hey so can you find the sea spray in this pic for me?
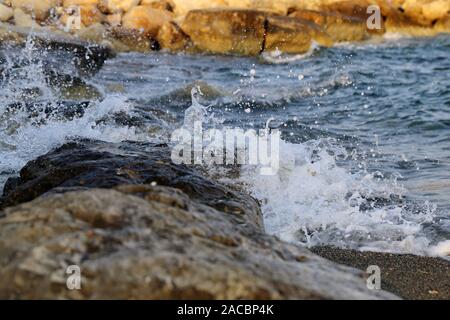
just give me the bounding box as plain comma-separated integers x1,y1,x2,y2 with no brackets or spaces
0,44,145,190
174,85,446,257
239,137,441,256
1,36,449,259
172,88,281,175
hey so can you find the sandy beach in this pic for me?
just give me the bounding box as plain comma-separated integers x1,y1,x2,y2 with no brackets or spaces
312,246,450,299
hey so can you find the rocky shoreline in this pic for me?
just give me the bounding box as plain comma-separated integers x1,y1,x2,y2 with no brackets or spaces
0,0,449,301
0,139,448,299
0,1,449,55
0,139,398,299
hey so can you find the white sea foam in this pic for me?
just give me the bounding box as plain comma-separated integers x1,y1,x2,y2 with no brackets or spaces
0,95,141,177
0,42,143,186
428,240,450,258
177,90,448,257
183,87,208,130
239,137,446,257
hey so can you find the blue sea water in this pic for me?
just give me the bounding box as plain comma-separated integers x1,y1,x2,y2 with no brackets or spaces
1,34,449,256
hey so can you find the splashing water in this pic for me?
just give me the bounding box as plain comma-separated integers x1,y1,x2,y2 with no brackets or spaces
1,35,449,259
183,86,207,129
177,86,447,257
239,137,448,256
0,37,53,104
0,43,144,189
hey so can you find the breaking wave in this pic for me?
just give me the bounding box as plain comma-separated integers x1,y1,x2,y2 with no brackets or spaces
239,138,449,257
1,35,449,259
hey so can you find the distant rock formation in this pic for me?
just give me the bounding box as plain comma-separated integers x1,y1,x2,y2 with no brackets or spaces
0,0,448,55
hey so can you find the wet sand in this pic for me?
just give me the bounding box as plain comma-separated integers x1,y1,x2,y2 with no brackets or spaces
311,246,450,300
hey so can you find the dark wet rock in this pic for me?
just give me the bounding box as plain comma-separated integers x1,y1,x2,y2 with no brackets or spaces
0,185,398,299
150,81,228,111
0,55,102,100
3,100,93,123
311,246,450,300
0,139,264,230
39,37,113,76
43,70,92,89
43,70,102,100
110,26,159,53
0,24,114,75
1,177,20,198
95,110,148,128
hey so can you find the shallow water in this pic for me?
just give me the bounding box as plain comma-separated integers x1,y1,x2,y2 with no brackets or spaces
1,35,449,257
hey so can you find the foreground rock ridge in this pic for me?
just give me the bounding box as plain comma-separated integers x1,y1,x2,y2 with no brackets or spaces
0,1,449,56
0,139,398,299
0,140,263,231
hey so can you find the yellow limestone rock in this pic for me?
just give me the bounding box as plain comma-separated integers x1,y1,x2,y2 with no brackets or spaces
106,13,122,27
170,0,228,17
98,0,140,14
7,0,59,21
62,0,99,6
0,3,14,22
181,9,266,55
141,0,174,12
422,1,450,22
13,7,38,28
265,15,333,54
122,5,173,37
59,4,104,29
289,9,371,42
157,21,191,51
